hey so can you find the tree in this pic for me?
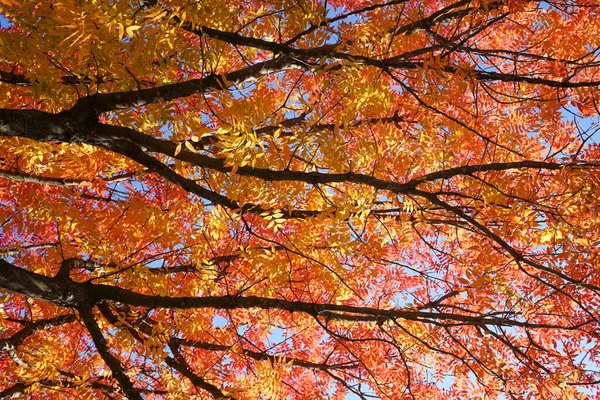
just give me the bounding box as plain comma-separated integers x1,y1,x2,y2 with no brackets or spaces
1,0,600,398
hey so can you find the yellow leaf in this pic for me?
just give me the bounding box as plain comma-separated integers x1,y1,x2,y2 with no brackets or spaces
146,8,167,21
117,23,125,40
174,143,182,156
184,140,195,153
574,237,590,246
126,25,141,37
539,231,554,243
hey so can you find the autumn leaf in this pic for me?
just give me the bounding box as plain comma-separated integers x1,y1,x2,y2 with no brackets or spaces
1,1,600,399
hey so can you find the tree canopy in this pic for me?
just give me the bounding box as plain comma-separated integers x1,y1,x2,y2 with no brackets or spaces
1,0,600,398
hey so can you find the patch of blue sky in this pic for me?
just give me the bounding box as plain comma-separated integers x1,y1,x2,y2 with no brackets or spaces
560,104,600,149
212,314,228,328
143,258,165,270
326,3,364,25
538,1,551,10
267,326,286,346
236,323,249,335
345,382,380,400
0,13,12,29
229,79,257,100
573,338,600,378
103,179,133,201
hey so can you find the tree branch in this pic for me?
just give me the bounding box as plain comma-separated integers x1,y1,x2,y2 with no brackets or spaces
0,257,591,331
0,314,76,352
78,307,143,400
73,56,303,114
165,346,236,399
99,302,355,373
0,169,84,187
97,302,236,399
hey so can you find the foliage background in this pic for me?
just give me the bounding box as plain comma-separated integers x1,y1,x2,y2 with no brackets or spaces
1,0,600,399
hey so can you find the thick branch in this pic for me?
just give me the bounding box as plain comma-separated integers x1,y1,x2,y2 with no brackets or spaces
0,169,83,187
0,378,164,399
0,70,111,86
78,308,143,400
409,161,591,184
1,106,596,209
0,242,60,255
392,0,481,35
174,5,600,89
97,303,235,399
0,169,135,187
103,135,320,218
0,257,587,330
0,70,30,86
416,190,600,294
102,124,600,198
164,347,235,399
0,314,76,351
98,124,416,193
0,108,96,142
99,302,354,372
0,259,87,307
73,56,302,113
3,107,598,226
